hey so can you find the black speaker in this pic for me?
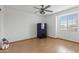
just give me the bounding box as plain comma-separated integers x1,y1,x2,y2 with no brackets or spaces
37,23,47,38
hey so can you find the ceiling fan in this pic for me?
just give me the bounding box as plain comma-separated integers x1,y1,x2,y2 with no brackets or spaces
34,5,53,15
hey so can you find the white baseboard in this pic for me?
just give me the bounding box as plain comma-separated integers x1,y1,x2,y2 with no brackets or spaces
48,35,79,43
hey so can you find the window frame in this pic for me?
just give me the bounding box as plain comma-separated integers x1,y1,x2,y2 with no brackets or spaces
58,12,79,32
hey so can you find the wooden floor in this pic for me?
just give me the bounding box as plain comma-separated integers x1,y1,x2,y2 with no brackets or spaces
0,38,79,53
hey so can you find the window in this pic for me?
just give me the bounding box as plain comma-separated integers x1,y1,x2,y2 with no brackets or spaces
60,13,78,32
60,16,67,31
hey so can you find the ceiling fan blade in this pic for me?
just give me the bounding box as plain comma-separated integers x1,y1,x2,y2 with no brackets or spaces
44,5,50,9
41,5,44,8
34,11,45,15
0,8,1,11
34,7,40,9
34,11,39,14
45,10,53,12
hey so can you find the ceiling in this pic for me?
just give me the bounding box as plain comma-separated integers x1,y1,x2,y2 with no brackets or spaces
5,5,78,15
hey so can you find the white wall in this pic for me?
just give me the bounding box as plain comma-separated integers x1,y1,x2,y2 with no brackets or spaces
4,6,44,42
0,6,4,40
45,6,79,42
44,15,56,37
1,5,79,43
0,9,2,39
